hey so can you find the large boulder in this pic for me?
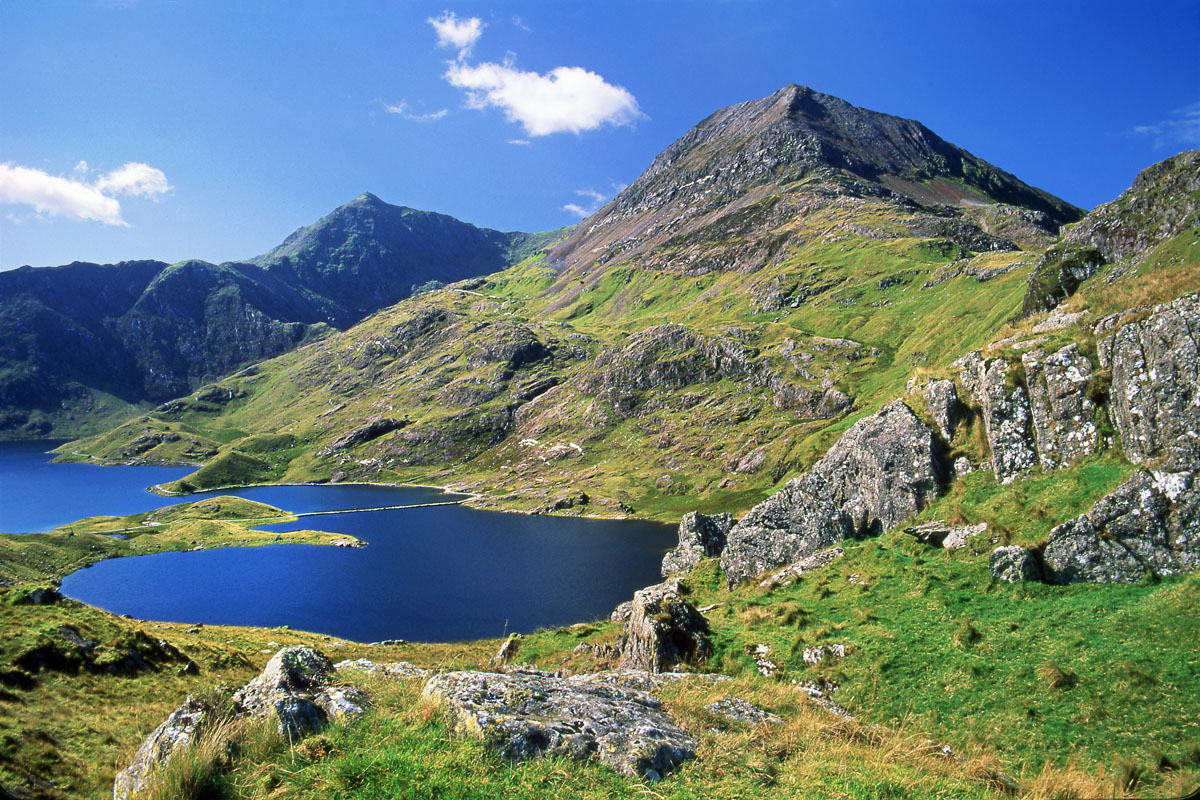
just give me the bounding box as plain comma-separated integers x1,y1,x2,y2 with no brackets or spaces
113,697,217,800
422,670,698,781
721,472,855,588
1022,344,1099,470
613,582,711,673
233,647,369,740
661,512,734,577
810,400,946,534
721,400,944,587
922,379,960,441
1043,470,1200,583
1106,294,1200,471
989,545,1043,583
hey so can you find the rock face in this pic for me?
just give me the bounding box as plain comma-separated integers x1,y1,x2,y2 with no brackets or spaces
721,472,855,588
958,355,1038,484
613,582,711,673
1022,345,1099,470
989,546,1043,583
721,400,944,587
810,400,945,535
113,697,215,800
1106,294,1200,471
922,379,960,441
661,512,734,577
1043,470,1200,584
232,647,369,740
422,670,698,781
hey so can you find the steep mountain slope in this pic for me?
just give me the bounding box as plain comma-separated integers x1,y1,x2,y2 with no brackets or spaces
0,199,558,439
74,86,1091,521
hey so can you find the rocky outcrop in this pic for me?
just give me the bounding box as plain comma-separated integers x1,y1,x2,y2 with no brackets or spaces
1043,470,1200,584
810,400,945,534
905,521,988,550
232,647,370,740
759,546,845,589
721,472,855,587
612,582,711,673
661,512,734,577
334,659,429,680
113,697,218,800
706,697,782,727
922,379,960,441
722,400,944,587
328,417,409,450
957,354,1038,484
422,670,698,781
1106,294,1200,471
1022,345,1099,470
989,546,1043,583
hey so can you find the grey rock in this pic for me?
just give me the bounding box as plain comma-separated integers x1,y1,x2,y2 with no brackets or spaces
989,546,1043,583
1022,344,1099,470
802,644,846,665
661,512,734,577
721,400,944,587
1043,470,1200,583
17,587,62,606
721,472,854,587
1107,294,1200,470
570,669,730,693
904,521,988,550
422,670,698,780
613,582,710,673
967,356,1038,484
335,658,429,680
233,646,367,741
113,697,216,800
706,696,782,727
922,379,960,441
810,400,944,535
952,455,975,476
489,637,521,668
758,546,845,589
610,601,633,624
746,644,778,676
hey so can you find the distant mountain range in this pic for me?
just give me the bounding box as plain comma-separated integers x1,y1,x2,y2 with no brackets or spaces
0,198,567,437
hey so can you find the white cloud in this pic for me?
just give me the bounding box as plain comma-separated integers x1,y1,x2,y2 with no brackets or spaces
445,59,643,137
385,101,449,123
429,12,483,58
93,162,172,198
0,161,172,226
562,186,620,218
507,139,531,146
1132,100,1200,149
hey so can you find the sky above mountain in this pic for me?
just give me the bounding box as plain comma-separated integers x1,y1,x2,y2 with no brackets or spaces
1,0,1197,270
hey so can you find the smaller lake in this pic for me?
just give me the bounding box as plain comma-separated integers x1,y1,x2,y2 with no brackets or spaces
1,441,678,642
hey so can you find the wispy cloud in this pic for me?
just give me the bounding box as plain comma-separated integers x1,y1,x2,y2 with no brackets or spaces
0,161,171,226
385,100,449,123
508,139,531,146
429,11,483,59
562,186,622,218
431,12,643,138
1131,100,1200,149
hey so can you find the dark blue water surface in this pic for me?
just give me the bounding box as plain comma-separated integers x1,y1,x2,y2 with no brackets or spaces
0,440,193,532
1,442,675,642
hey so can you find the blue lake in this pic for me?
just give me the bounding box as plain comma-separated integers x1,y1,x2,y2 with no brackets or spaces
1,442,676,642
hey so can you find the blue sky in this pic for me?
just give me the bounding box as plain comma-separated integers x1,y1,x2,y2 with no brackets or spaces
1,0,1197,270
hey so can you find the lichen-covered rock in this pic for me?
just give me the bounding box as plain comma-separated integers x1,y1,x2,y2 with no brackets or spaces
233,647,368,741
422,670,698,780
613,582,710,672
1043,470,1200,583
721,472,854,587
922,379,960,441
489,637,521,668
113,697,216,800
962,356,1038,484
1022,344,1099,470
661,512,734,577
810,400,946,534
706,696,782,727
721,400,944,587
335,658,428,680
1107,294,1200,471
990,546,1042,583
758,546,845,589
904,521,988,550
570,669,730,693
